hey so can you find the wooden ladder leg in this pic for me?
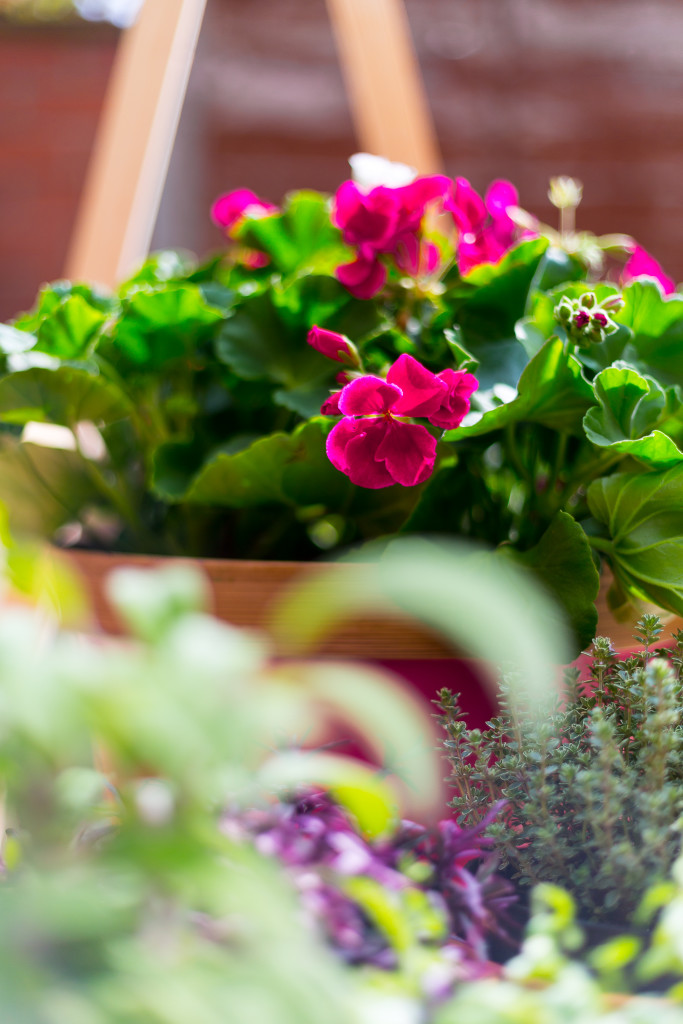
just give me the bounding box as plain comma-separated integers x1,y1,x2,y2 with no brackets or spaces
325,0,443,175
65,0,208,289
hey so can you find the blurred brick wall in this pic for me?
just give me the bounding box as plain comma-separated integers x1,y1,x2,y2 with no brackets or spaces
0,22,117,320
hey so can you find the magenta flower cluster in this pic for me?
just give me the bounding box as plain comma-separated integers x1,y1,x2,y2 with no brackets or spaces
332,175,451,299
211,179,677,300
210,188,278,235
446,178,524,275
308,327,478,489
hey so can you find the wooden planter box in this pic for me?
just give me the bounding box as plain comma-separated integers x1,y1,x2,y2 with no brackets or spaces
64,549,683,658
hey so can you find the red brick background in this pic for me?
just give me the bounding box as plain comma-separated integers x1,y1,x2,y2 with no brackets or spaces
0,22,117,319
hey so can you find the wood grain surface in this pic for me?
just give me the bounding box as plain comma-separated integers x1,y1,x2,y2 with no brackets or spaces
63,550,683,659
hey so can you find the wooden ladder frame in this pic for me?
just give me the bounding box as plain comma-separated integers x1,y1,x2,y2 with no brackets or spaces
65,0,442,289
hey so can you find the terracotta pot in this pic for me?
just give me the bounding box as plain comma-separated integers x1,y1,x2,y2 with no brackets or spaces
64,549,455,659
64,549,683,657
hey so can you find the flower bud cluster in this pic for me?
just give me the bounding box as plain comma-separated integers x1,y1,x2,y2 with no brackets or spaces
554,291,623,347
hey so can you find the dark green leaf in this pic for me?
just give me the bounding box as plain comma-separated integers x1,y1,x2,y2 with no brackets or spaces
446,337,594,441
160,419,351,509
532,245,586,293
443,327,479,373
274,381,333,419
442,238,549,389
501,511,600,651
0,367,132,427
216,275,377,389
587,465,683,615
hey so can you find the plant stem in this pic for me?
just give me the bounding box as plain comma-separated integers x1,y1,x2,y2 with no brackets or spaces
587,535,614,556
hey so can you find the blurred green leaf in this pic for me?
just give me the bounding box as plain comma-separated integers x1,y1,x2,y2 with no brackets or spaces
279,661,443,818
270,538,570,701
0,366,132,427
501,511,599,651
106,563,210,642
258,750,398,839
236,191,350,275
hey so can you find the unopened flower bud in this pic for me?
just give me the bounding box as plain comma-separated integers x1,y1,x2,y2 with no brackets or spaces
581,292,596,310
548,176,583,211
556,297,573,322
601,293,625,312
307,326,361,368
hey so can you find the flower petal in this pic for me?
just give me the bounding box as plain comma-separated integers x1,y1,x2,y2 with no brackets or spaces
320,391,342,415
326,418,395,488
446,177,487,234
428,369,479,429
485,180,518,218
332,181,399,250
211,189,277,232
374,418,437,487
338,376,401,416
336,256,387,299
386,354,447,417
622,244,676,295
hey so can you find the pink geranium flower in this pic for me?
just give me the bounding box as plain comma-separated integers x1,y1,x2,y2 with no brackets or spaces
211,188,278,236
322,354,479,489
336,255,387,300
332,175,451,298
326,376,438,488
447,178,529,275
429,368,480,429
622,244,676,295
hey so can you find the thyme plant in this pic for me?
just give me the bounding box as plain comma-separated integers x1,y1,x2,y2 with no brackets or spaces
438,616,683,927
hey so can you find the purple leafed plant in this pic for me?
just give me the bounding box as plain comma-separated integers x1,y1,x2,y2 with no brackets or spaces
224,791,517,971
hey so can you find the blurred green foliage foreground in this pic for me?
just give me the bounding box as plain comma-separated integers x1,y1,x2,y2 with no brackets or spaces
1,533,683,1021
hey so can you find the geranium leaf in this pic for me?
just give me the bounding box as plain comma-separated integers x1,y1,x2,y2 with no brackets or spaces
0,366,133,427
587,465,683,616
617,281,683,386
583,363,683,469
445,336,594,441
0,438,101,536
236,191,350,275
99,283,224,371
442,237,549,388
501,511,600,651
30,294,108,360
216,275,377,389
159,419,351,509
